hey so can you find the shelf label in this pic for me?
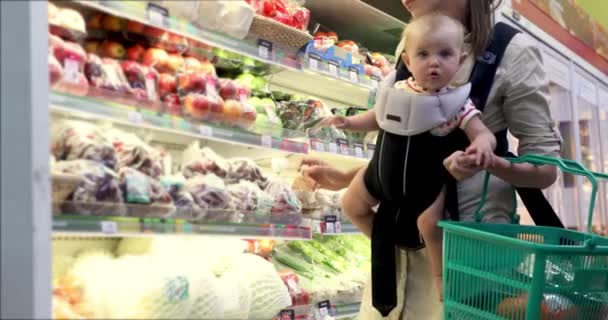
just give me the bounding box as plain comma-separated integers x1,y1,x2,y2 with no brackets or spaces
348,66,359,83
322,215,341,234
354,143,364,158
337,138,350,155
258,39,273,60
63,58,80,83
367,143,376,159
371,75,380,89
278,309,295,320
308,53,322,71
317,300,333,318
127,110,143,124
146,3,169,27
100,221,118,234
198,125,213,137
328,142,338,154
328,61,339,77
261,135,272,148
311,139,325,152
145,74,157,101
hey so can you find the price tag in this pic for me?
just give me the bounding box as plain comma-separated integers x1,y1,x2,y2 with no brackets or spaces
308,53,322,71
318,300,332,317
367,143,376,159
328,142,338,154
127,111,143,124
146,3,169,27
145,75,157,101
100,221,118,234
199,125,213,137
348,66,359,83
261,135,272,148
328,61,339,77
63,58,80,83
311,139,325,152
337,138,350,155
258,39,273,60
354,143,364,158
371,75,380,89
278,309,295,320
323,215,340,234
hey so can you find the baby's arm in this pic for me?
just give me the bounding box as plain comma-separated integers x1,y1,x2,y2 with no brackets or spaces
329,109,379,131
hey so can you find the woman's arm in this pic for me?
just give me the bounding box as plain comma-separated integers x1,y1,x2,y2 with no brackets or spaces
300,158,363,190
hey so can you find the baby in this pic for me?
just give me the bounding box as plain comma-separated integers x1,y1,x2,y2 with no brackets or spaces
328,13,496,299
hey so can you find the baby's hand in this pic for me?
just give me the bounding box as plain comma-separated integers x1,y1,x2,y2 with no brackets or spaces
465,133,496,169
321,115,349,129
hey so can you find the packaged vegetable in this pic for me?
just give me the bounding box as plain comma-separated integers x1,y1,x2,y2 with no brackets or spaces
227,180,274,214
84,54,131,93
226,158,269,189
182,144,229,179
265,177,302,214
161,175,202,219
185,174,233,211
51,120,117,169
118,167,172,206
105,128,163,178
120,60,159,104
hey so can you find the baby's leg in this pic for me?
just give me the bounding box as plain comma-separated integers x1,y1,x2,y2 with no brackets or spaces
417,186,446,301
341,166,379,238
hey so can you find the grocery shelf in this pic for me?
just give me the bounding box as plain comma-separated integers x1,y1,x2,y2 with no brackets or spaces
313,219,362,235
53,213,312,240
50,91,309,155
333,302,361,319
73,0,374,108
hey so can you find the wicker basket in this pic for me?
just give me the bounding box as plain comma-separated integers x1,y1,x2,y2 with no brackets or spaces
248,15,313,53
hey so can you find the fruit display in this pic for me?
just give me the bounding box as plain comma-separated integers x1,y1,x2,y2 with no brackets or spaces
247,0,311,32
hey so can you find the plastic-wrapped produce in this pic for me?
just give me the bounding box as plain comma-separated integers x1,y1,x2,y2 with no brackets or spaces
226,157,268,188
49,54,64,86
227,180,274,217
161,175,202,220
185,174,233,211
120,60,159,105
118,167,172,205
105,128,163,178
182,143,229,179
51,120,117,169
266,177,302,213
84,54,132,93
53,160,124,216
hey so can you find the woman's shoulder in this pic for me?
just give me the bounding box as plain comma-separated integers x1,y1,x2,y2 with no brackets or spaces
500,31,543,69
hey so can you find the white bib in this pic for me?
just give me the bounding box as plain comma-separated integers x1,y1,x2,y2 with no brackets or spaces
374,71,472,136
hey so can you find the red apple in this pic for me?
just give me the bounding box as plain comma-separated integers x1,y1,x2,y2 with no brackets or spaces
87,13,104,29
200,60,216,76
162,93,181,115
101,15,124,32
158,73,177,96
184,57,202,71
178,72,206,92
144,26,167,38
142,48,168,70
314,31,327,38
127,20,146,34
219,79,238,100
126,44,146,61
100,41,126,59
166,53,184,73
223,99,243,123
84,41,100,54
183,94,211,120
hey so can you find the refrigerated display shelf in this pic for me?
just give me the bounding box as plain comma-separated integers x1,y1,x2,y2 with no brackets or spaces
74,0,376,104
333,302,361,319
313,219,361,235
53,214,312,240
50,91,310,154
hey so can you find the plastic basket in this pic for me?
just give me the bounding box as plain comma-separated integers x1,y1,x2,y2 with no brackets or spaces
439,155,608,320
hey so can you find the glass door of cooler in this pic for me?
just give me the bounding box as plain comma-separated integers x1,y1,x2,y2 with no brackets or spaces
573,69,604,233
596,86,608,236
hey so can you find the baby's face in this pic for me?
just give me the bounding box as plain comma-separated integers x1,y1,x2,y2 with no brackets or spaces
403,27,463,91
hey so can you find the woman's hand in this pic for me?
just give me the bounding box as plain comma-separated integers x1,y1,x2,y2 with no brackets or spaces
299,157,355,191
320,115,349,129
443,150,491,181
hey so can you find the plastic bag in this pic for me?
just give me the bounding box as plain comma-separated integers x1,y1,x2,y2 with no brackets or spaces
185,174,233,211
51,120,117,169
265,176,302,214
49,53,64,87
120,60,159,103
105,128,163,178
182,144,230,179
161,175,202,219
227,180,273,214
226,158,268,188
84,54,131,93
53,160,124,215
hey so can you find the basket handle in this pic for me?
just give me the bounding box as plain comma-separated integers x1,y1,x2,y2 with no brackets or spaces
474,154,608,235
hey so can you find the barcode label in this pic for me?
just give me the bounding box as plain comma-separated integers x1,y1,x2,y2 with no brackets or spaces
328,143,338,153
354,145,363,158
100,221,118,234
309,57,319,71
63,59,80,83
127,111,143,124
199,125,213,137
348,67,359,83
261,135,272,148
328,62,338,77
258,39,273,59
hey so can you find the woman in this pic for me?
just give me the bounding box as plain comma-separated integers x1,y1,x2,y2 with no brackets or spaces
301,0,562,319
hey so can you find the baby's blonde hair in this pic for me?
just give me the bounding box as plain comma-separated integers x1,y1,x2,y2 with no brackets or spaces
401,13,466,55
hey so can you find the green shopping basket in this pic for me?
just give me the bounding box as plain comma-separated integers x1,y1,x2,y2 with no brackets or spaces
439,155,608,320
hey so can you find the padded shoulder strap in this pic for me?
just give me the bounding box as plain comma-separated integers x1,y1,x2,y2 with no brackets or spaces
468,22,520,111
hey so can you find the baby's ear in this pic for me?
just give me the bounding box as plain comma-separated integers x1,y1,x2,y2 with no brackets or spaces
459,52,467,65
401,52,411,68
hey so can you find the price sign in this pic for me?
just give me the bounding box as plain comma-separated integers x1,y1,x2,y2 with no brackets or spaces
337,138,350,155
328,142,338,154
308,53,322,71
348,66,359,83
258,39,273,60
354,143,364,158
323,215,341,234
63,59,80,83
371,75,380,89
317,300,333,318
146,3,169,27
199,125,213,137
311,139,325,152
328,61,339,77
127,111,143,124
100,221,118,234
367,143,376,159
261,135,273,148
